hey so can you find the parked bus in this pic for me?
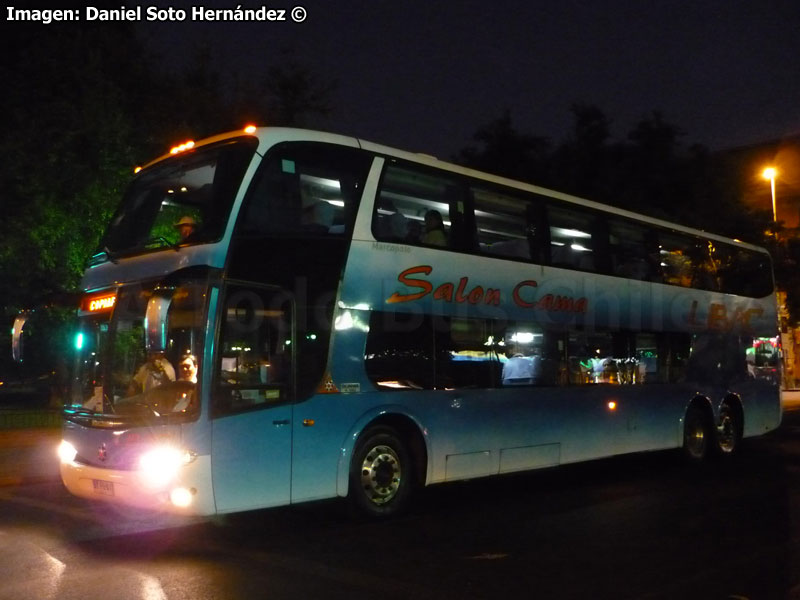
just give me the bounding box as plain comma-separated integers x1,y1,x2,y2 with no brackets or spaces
57,126,781,518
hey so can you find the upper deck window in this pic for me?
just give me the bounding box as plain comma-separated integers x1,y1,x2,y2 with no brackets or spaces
471,186,535,261
100,137,257,255
547,206,599,272
372,163,464,249
238,142,371,237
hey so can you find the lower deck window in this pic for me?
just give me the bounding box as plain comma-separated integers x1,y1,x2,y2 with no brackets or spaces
364,311,747,390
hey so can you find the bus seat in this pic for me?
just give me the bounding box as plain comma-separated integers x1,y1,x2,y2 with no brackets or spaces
490,239,531,259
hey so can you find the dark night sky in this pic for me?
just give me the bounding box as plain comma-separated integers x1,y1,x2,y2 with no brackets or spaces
139,0,800,158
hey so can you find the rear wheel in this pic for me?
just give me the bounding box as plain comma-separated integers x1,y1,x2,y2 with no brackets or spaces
715,402,743,457
349,427,414,518
683,405,711,461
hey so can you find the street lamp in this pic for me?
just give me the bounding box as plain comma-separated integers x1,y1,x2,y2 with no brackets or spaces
763,166,778,222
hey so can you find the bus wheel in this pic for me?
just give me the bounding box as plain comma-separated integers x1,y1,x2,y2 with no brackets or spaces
683,405,710,461
349,427,413,518
715,402,742,457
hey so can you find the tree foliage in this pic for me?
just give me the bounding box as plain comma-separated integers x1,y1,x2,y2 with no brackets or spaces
456,106,771,244
0,28,337,381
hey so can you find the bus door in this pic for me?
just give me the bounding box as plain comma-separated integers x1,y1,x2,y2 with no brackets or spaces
210,284,295,513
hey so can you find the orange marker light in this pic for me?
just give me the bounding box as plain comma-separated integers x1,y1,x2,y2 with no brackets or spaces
607,401,617,411
169,140,195,155
244,124,257,134
134,166,142,174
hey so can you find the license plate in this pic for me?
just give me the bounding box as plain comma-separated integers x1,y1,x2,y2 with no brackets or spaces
92,479,114,496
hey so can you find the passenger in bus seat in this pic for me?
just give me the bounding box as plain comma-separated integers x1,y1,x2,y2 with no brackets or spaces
422,210,447,246
502,347,535,385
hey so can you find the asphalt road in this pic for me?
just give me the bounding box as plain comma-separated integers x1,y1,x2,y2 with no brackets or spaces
2,410,800,600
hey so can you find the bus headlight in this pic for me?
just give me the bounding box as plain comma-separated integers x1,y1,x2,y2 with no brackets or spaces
58,440,78,463
138,445,196,489
169,486,195,508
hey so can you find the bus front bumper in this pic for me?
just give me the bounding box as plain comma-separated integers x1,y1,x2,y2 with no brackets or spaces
59,453,215,516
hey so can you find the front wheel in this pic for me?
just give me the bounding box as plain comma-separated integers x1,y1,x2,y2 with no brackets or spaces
349,427,414,518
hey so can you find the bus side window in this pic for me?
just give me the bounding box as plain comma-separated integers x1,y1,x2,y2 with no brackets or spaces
566,331,659,385
214,286,293,414
239,143,371,237
496,323,560,386
689,241,720,291
567,332,615,384
373,163,461,248
547,206,598,272
609,220,657,281
364,311,434,390
471,185,532,261
719,246,773,298
434,317,497,389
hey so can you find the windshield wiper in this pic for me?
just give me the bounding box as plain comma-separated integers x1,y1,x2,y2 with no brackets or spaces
144,237,180,252
89,247,119,265
103,246,120,263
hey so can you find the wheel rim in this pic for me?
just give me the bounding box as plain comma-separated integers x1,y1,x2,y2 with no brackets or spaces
360,444,402,506
685,414,706,459
717,407,737,454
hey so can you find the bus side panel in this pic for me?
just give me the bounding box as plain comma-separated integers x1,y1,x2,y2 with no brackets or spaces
731,379,782,437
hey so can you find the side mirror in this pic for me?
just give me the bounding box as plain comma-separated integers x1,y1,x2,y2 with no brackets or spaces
145,288,174,353
12,312,29,363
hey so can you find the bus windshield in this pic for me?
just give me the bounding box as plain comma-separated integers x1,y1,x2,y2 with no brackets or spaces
98,137,257,256
70,282,208,421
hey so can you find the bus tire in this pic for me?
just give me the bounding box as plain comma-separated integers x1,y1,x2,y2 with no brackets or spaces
714,401,743,457
683,404,711,462
349,427,414,518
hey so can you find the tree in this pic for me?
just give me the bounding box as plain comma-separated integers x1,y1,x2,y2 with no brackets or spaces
263,55,337,127
456,110,551,183
0,23,150,380
456,107,769,245
0,24,148,307
550,104,614,201
224,49,338,129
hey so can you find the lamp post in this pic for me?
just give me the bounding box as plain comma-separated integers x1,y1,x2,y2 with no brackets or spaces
763,166,778,223
762,166,793,389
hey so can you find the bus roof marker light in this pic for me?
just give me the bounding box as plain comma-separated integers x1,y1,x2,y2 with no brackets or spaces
169,140,195,155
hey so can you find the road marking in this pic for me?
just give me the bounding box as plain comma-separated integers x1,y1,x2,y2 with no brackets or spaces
139,573,168,600
43,551,66,600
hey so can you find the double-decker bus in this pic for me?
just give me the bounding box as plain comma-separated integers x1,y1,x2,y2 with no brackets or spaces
57,126,781,518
